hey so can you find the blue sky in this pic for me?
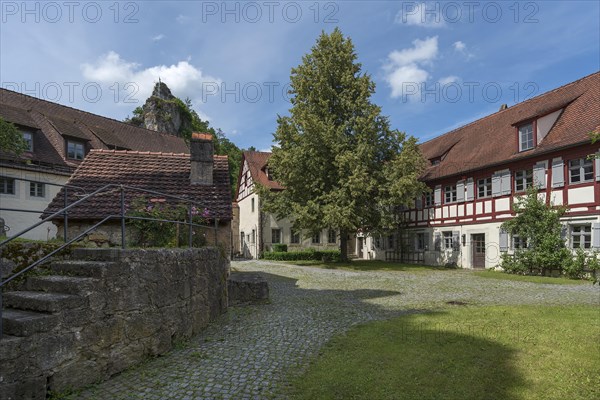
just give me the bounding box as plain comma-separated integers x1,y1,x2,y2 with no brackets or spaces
1,1,599,151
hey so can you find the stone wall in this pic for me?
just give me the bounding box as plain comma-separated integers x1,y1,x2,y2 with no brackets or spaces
0,247,229,399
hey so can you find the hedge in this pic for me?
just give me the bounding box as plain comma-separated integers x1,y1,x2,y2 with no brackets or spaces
262,249,341,262
272,244,288,252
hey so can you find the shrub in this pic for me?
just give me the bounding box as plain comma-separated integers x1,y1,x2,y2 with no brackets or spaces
272,243,288,252
564,249,600,283
262,249,341,262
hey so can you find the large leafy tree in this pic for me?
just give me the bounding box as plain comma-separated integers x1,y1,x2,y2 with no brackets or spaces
259,28,427,261
0,117,28,155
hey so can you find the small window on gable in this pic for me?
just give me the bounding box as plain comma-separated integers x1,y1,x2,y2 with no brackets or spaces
430,157,441,166
67,140,85,160
22,132,33,151
518,122,534,152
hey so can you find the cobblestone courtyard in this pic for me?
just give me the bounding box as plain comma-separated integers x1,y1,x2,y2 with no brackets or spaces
74,261,600,399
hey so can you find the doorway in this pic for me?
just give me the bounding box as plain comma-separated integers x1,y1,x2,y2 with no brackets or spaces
471,233,486,268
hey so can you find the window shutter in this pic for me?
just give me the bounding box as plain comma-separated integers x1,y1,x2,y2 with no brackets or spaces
424,232,430,250
595,152,600,181
560,225,568,243
465,178,474,201
499,229,508,252
452,231,460,250
492,173,501,197
434,185,442,206
434,232,441,251
413,235,419,251
592,223,600,249
501,170,512,195
415,197,423,210
552,158,564,188
456,180,465,202
533,161,547,189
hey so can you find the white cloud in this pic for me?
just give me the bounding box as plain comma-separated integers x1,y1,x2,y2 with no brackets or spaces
81,51,221,107
453,41,466,52
439,75,459,85
394,3,446,28
152,34,165,42
384,36,438,99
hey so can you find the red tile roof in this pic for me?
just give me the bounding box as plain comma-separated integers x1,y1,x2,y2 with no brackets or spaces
44,150,232,221
242,151,284,190
420,72,600,181
0,88,189,173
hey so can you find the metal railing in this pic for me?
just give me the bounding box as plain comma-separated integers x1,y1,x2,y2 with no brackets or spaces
0,183,219,339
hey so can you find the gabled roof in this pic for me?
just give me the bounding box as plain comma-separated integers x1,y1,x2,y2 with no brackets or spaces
242,151,284,190
44,150,232,221
420,71,600,181
0,88,189,173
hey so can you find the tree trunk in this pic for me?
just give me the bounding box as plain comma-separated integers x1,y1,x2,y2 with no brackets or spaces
340,229,349,262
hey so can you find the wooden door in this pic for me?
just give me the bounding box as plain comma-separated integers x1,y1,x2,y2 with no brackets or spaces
471,234,486,268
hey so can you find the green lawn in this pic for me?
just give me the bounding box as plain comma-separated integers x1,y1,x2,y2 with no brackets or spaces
280,259,448,272
289,306,600,400
473,270,589,285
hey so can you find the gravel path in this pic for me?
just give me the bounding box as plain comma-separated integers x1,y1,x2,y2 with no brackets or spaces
74,261,600,399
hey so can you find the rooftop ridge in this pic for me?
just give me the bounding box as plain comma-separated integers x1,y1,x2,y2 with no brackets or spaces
90,149,190,156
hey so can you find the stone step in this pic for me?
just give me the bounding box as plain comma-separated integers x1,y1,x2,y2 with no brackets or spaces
72,248,121,262
3,291,84,313
50,260,110,278
27,275,100,295
1,308,59,337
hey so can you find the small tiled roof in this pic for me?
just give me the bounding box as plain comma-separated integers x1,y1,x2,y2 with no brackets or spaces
0,88,189,173
242,151,284,190
44,150,232,221
420,71,600,181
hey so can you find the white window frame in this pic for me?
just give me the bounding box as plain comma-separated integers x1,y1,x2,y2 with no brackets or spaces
424,192,433,207
477,177,492,198
515,169,533,192
22,131,33,151
29,182,45,198
518,123,534,152
512,235,528,250
571,225,591,249
443,231,453,249
0,177,16,195
67,140,85,160
444,185,457,204
568,158,594,184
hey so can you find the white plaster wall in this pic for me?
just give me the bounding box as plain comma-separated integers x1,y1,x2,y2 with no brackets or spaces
568,186,594,205
537,109,562,143
0,167,68,241
237,193,259,258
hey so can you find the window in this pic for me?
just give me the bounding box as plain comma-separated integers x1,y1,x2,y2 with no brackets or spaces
29,182,45,197
571,225,591,249
312,232,321,244
478,177,492,198
416,233,427,250
443,232,453,249
569,158,594,184
424,192,433,207
251,197,255,212
328,229,336,244
444,185,457,203
518,122,534,151
271,228,281,244
374,236,382,249
512,235,528,250
0,177,16,195
515,169,533,192
251,229,256,244
290,229,300,244
67,140,85,160
430,157,441,165
22,132,33,151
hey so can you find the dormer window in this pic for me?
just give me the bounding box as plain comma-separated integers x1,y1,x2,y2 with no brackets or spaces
430,157,441,166
518,122,534,152
67,139,85,160
22,131,33,151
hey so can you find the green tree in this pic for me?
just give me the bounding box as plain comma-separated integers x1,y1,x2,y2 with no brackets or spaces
500,186,571,275
258,28,427,261
0,117,28,155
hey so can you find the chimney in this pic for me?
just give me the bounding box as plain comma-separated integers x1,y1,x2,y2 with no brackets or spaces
190,132,213,185
499,104,508,111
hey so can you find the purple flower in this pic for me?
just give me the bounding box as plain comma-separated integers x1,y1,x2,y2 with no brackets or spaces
202,209,210,218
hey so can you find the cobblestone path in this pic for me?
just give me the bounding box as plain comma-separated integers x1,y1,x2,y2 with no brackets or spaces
74,261,599,399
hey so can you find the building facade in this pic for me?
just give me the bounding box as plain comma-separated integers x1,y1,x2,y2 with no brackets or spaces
235,151,340,258
0,88,188,240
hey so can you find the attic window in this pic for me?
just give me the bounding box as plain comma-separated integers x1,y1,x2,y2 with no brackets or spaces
518,122,534,152
22,131,33,151
67,139,85,160
265,167,274,181
430,157,441,166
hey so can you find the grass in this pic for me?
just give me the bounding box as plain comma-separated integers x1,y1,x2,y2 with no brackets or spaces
289,305,600,400
280,259,449,272
473,269,589,285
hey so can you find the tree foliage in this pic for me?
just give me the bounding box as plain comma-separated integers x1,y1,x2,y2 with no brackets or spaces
0,117,28,155
258,28,427,260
